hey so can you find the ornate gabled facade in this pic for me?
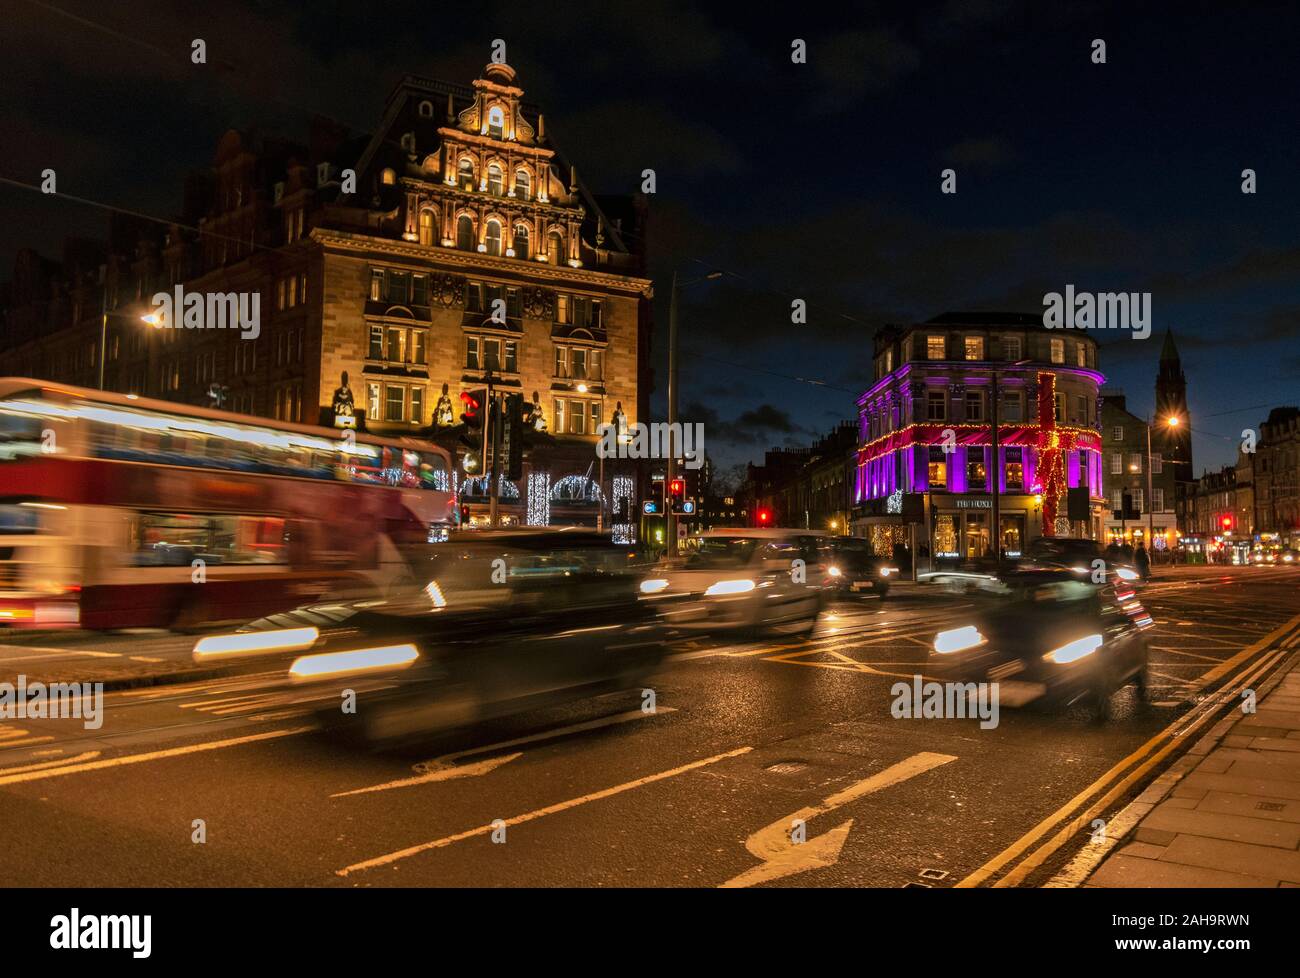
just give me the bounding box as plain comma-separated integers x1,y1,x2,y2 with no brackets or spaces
0,62,654,533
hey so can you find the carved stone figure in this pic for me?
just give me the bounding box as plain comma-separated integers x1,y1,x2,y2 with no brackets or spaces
434,382,455,427
331,371,355,418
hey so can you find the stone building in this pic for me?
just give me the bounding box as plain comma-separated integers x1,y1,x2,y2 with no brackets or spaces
852,312,1107,560
1100,391,1180,551
0,62,654,533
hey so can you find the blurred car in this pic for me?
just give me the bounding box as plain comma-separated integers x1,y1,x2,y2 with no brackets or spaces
1025,536,1143,585
189,529,668,743
927,568,1152,719
641,528,828,636
823,536,898,597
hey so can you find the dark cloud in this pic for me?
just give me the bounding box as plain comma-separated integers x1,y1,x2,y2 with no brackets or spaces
945,136,1016,169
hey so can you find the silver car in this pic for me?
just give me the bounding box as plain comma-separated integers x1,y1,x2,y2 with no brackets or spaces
640,528,829,636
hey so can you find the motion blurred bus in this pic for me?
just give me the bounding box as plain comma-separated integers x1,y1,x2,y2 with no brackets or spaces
0,379,455,630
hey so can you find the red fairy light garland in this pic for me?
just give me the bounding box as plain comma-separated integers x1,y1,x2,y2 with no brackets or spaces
1036,371,1068,537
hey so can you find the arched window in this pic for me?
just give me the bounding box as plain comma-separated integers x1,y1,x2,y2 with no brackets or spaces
514,169,530,199
457,157,475,191
512,224,530,260
418,100,434,118
380,168,396,186
487,163,504,196
547,231,563,265
487,106,505,139
418,209,435,246
456,214,474,251
485,219,503,256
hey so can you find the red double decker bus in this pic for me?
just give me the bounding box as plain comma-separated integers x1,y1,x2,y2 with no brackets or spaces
0,379,455,630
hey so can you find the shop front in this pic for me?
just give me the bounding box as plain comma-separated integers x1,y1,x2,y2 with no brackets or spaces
928,494,1042,565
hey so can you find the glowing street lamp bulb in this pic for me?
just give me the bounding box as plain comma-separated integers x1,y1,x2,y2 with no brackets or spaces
142,312,162,327
576,383,588,393
1167,416,1180,426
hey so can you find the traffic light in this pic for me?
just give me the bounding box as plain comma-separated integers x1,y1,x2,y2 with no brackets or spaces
1221,514,1235,532
459,503,470,525
459,388,487,460
668,477,685,498
459,388,486,429
642,499,662,516
757,508,771,526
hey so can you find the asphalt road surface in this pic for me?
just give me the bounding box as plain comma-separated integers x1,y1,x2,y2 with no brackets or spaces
2,565,1296,888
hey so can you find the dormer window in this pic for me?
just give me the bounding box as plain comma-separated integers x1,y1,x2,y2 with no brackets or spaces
487,106,505,139
381,168,396,186
418,100,434,118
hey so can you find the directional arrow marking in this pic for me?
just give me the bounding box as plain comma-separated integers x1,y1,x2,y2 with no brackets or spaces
720,751,958,888
330,706,676,798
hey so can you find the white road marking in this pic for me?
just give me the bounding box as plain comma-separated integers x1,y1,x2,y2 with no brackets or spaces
0,750,102,774
336,745,752,877
720,751,958,888
331,707,676,798
0,726,313,786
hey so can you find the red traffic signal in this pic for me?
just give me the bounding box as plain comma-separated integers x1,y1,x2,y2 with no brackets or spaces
757,508,771,525
1220,514,1235,531
668,477,685,497
459,389,485,428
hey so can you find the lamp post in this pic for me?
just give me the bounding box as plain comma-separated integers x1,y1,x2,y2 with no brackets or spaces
1145,413,1180,561
989,358,1029,575
100,289,162,391
666,268,722,557
577,382,604,531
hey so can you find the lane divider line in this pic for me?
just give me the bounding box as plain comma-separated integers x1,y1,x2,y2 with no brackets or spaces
336,745,753,877
0,726,313,786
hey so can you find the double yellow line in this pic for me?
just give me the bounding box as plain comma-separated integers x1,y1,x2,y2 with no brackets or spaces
955,612,1300,888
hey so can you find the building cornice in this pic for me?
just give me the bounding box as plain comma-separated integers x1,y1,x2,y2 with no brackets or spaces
310,228,653,298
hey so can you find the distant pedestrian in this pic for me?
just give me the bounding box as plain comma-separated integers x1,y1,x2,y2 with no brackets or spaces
1135,544,1151,581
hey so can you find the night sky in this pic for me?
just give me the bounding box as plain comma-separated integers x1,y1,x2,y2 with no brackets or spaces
4,0,1297,484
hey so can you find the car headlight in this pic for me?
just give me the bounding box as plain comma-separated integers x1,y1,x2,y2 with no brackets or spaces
880,566,897,577
194,626,319,661
1286,554,1295,563
1115,567,1139,581
933,625,986,654
288,643,419,681
705,579,756,596
1043,633,1103,664
640,578,670,594
828,566,842,577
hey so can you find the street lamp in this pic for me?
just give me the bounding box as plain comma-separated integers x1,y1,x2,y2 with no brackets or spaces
1145,414,1181,560
98,292,158,391
666,267,722,556
575,381,607,531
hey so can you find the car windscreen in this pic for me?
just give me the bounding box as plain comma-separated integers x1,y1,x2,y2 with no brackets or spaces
686,537,760,569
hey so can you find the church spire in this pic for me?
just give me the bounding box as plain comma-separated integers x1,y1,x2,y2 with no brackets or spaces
1159,326,1180,365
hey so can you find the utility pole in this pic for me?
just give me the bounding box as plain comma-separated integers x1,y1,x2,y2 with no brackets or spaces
666,271,679,556
485,370,499,528
990,369,1001,574
1146,418,1154,548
